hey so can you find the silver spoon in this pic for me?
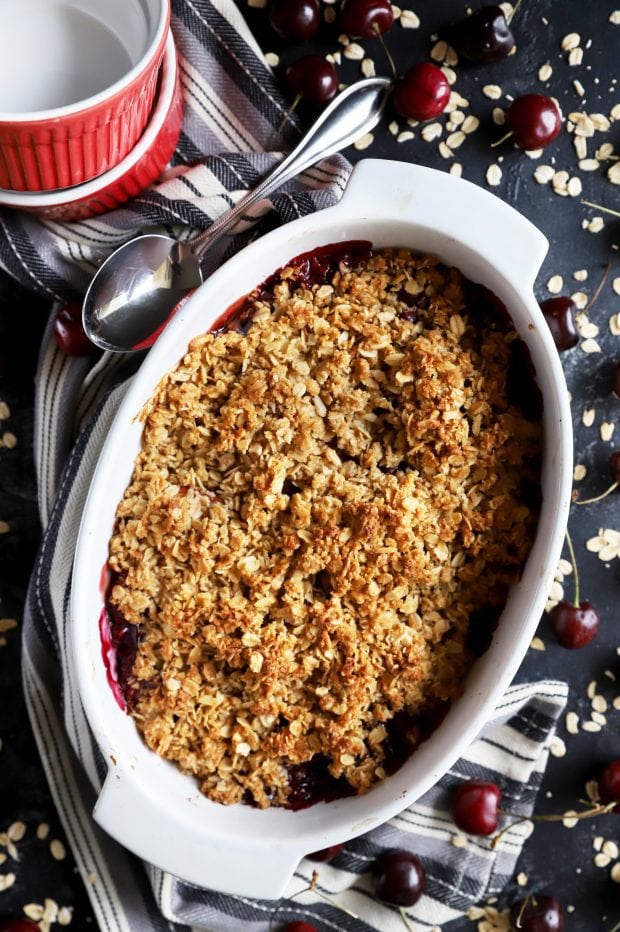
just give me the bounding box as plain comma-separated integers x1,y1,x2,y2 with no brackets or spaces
82,76,392,352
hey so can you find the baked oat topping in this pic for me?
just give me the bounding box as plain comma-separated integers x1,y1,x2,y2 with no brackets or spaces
107,247,542,808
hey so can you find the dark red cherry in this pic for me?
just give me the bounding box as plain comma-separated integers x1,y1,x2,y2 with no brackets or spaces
509,895,564,931
53,301,93,356
505,94,561,150
308,843,344,861
539,297,579,351
549,601,600,649
269,0,320,41
285,56,338,107
450,5,515,63
0,922,40,932
393,63,451,121
373,850,426,906
281,923,318,932
597,760,620,814
610,450,620,484
451,780,501,835
340,0,394,38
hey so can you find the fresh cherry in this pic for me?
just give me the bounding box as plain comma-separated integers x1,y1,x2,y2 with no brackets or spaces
509,894,564,931
308,843,344,861
281,923,318,932
549,600,600,649
610,449,620,483
597,760,620,814
373,850,426,906
505,94,561,150
450,5,515,63
451,779,501,835
0,922,40,932
393,63,451,121
340,0,394,38
539,297,579,351
53,301,93,356
269,0,320,41
285,56,338,107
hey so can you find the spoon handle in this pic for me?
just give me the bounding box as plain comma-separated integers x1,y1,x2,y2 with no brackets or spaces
189,77,392,261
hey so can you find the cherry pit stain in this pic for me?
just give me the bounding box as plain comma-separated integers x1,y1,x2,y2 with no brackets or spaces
101,241,543,807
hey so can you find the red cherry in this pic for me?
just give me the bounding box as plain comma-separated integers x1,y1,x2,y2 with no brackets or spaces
53,301,93,356
281,923,318,932
610,450,620,484
285,56,338,107
308,843,344,861
450,5,515,63
393,63,451,121
597,760,620,814
505,94,561,150
340,0,394,38
539,297,579,351
372,850,426,906
0,922,40,932
269,0,320,41
451,780,501,835
509,895,564,931
549,601,600,649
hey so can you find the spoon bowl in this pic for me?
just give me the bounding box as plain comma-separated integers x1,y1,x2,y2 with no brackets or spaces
82,76,392,353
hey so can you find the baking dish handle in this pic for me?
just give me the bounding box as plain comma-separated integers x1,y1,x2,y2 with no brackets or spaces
94,770,303,898
338,159,549,290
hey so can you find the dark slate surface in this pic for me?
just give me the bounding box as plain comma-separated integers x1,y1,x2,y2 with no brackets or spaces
0,1,619,929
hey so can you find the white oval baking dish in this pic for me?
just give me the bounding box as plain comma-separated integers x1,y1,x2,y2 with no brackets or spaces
71,159,572,899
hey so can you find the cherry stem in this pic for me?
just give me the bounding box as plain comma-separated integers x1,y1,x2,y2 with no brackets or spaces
399,907,415,931
491,802,616,850
513,892,534,929
564,527,580,607
267,869,359,928
609,922,620,932
585,259,611,312
373,23,397,79
580,200,620,219
574,480,619,506
506,0,523,25
276,94,302,136
491,130,514,148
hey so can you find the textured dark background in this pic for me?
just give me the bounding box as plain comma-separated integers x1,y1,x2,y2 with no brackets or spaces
0,0,619,928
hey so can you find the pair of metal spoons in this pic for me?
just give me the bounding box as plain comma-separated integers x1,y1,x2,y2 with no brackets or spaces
83,76,392,353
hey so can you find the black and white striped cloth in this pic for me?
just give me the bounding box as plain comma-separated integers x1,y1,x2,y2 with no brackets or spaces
15,1,568,929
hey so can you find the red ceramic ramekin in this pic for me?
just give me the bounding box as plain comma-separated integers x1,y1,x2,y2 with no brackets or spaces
0,0,170,191
0,31,182,221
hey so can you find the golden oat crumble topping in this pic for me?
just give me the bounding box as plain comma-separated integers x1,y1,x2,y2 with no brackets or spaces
107,247,542,808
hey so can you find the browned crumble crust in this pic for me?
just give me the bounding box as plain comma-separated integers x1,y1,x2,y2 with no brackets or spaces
108,248,542,808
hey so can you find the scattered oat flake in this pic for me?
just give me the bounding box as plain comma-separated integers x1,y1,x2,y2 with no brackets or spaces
547,274,563,293
1,432,17,449
0,402,9,419
447,130,466,149
0,873,15,891
539,63,553,81
525,148,544,159
610,11,620,23
605,840,620,859
50,838,66,860
609,162,620,184
568,176,583,197
610,313,620,335
561,32,581,50
574,80,585,96
361,57,375,77
422,122,442,141
353,132,374,150
569,47,584,66
7,822,25,842
452,833,468,847
24,904,45,921
534,165,554,184
549,735,566,758
516,872,528,886
612,863,620,883
0,618,17,633
483,84,502,100
486,163,502,186
37,822,50,840
58,906,73,926
566,711,579,734
530,636,546,651
581,338,601,353
586,528,620,561
343,42,365,60
439,141,454,159
264,52,279,67
600,422,615,441
573,464,587,480
450,162,463,177
492,107,505,125
430,40,448,62
563,810,580,828
397,131,414,143
400,9,420,28
582,408,596,426
612,277,620,295
595,852,612,868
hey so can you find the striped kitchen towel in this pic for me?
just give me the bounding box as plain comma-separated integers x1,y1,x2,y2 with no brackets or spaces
14,1,568,930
